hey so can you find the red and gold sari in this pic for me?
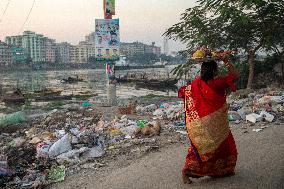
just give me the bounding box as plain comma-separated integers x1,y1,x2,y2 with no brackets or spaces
178,74,238,177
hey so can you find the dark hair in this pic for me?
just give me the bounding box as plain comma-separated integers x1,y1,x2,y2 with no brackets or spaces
201,60,218,82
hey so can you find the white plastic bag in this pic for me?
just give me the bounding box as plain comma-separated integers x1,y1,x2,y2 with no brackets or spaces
48,134,72,158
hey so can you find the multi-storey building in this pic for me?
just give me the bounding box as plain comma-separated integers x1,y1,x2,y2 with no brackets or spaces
120,41,161,57
69,45,77,64
5,31,48,63
5,35,22,47
0,41,12,65
152,46,161,55
85,32,96,44
55,42,73,64
11,47,29,64
44,38,56,63
120,42,145,57
75,42,96,64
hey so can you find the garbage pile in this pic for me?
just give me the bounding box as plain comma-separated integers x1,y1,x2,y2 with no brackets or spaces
0,104,167,188
228,89,284,130
0,88,282,188
136,102,184,120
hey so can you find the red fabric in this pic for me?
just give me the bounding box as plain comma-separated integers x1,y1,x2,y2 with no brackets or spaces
178,86,187,99
182,73,237,118
183,132,237,177
179,73,238,178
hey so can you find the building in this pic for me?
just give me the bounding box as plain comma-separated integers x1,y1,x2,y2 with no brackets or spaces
120,42,145,57
44,38,56,63
85,32,96,44
74,42,96,64
120,41,161,57
55,42,73,64
5,31,51,63
153,46,161,55
0,41,12,66
146,42,161,55
69,45,76,64
11,47,29,64
163,36,169,55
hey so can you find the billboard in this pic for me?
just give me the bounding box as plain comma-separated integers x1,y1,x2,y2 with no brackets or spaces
105,0,115,16
95,19,120,61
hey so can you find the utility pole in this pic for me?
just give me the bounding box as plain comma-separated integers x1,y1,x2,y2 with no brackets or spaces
103,0,117,106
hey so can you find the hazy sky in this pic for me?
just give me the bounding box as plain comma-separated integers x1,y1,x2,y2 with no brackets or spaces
0,0,195,51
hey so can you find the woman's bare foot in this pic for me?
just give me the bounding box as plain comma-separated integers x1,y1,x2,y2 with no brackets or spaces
182,174,193,184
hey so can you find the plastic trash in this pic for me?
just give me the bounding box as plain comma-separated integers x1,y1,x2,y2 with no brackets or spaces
228,111,241,121
252,128,263,132
47,165,66,183
120,124,139,136
173,121,185,128
82,101,93,107
137,120,147,128
0,156,11,177
260,110,275,122
246,113,262,123
176,130,187,135
0,111,26,127
48,134,72,158
82,147,105,158
55,129,66,138
237,109,246,120
136,104,157,114
153,109,164,117
57,147,89,160
36,141,52,158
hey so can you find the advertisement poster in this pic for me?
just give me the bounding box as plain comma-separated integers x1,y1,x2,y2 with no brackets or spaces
105,0,115,15
95,19,120,61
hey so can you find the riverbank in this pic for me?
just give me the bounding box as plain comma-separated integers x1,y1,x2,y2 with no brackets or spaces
0,64,168,72
0,88,283,188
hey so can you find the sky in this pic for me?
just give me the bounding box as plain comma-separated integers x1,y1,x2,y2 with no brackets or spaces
0,0,196,52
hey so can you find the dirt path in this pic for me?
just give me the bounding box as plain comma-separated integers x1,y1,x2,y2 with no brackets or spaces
51,123,284,189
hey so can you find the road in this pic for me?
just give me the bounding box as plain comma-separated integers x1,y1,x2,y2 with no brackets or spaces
52,123,284,189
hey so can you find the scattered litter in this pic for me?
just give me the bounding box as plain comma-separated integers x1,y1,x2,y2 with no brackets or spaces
176,130,187,135
252,128,263,132
47,165,66,183
48,134,72,158
246,113,262,123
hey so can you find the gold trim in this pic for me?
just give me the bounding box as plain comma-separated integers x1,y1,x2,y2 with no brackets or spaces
185,85,230,160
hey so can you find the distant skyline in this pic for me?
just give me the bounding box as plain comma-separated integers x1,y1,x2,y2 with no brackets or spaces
0,0,195,52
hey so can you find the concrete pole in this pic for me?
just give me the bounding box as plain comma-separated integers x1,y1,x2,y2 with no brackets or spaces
106,62,117,106
107,82,117,106
104,0,117,106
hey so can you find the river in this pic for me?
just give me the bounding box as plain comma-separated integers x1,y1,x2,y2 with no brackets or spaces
0,66,180,101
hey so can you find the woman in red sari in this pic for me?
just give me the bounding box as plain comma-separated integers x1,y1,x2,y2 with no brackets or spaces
178,57,239,184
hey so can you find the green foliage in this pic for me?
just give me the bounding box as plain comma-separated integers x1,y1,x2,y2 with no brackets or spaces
165,0,284,86
170,60,195,78
255,54,282,74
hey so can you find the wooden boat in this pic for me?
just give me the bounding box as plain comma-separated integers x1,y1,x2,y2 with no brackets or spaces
2,89,26,104
33,88,63,96
136,79,178,88
62,76,84,83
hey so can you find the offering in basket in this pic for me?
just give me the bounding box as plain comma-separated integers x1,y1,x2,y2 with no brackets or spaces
191,46,237,63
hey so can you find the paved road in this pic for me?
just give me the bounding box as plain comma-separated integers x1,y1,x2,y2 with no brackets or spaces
53,123,284,189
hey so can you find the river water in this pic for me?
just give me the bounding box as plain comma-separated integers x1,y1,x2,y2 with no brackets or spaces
0,66,180,100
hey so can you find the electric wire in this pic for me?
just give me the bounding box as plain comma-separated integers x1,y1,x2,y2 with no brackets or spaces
0,0,11,24
18,0,36,34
